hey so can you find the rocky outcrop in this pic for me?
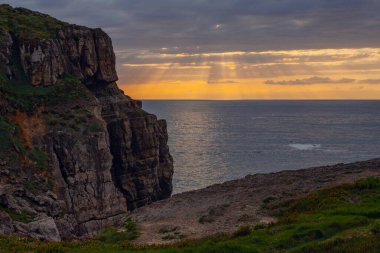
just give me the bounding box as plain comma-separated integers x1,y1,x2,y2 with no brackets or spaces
3,26,118,86
0,5,173,241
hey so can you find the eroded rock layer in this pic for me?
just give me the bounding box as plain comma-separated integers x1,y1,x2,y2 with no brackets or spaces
0,4,173,241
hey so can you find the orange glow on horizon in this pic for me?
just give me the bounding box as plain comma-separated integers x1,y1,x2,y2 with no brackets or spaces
120,80,380,100
118,48,380,100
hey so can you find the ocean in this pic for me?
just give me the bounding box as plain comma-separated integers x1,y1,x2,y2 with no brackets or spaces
142,100,380,194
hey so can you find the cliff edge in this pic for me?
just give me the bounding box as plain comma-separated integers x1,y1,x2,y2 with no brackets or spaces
0,4,173,241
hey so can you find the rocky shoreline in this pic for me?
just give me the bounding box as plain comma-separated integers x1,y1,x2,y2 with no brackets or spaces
130,158,380,245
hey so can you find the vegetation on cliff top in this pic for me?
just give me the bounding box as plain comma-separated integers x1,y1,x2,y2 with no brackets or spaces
0,177,379,253
0,4,66,39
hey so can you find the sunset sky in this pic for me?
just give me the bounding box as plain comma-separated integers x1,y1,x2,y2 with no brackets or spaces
5,0,380,99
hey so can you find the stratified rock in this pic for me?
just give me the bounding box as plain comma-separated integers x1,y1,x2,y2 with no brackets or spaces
0,4,174,241
17,27,118,87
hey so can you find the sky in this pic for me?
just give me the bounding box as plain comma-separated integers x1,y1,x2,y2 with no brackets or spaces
4,0,380,99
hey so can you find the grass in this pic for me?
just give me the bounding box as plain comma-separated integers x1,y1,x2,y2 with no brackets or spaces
29,148,48,169
0,73,90,114
0,177,380,252
0,116,16,155
87,122,103,132
23,180,41,195
0,207,34,223
0,4,66,39
127,109,149,118
43,107,103,134
0,116,25,159
95,217,140,244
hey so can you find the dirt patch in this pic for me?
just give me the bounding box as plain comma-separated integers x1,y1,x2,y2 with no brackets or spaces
10,111,46,148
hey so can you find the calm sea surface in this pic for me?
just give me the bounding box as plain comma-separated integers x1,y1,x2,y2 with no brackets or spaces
142,100,380,194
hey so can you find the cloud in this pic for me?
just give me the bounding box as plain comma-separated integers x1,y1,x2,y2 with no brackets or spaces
358,79,380,84
208,80,239,84
116,47,380,85
4,1,380,90
3,0,380,53
265,76,356,85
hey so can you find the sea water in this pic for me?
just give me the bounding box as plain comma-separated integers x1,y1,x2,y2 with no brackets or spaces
142,100,380,194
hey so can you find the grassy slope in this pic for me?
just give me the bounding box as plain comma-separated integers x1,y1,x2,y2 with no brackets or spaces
0,4,65,39
1,177,379,253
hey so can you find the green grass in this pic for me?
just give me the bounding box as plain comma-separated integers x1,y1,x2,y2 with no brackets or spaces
0,116,15,154
0,116,25,158
23,180,41,195
0,74,90,114
0,4,66,39
43,107,103,134
29,148,48,169
95,217,140,244
87,121,103,132
127,109,149,118
0,207,34,223
0,177,380,253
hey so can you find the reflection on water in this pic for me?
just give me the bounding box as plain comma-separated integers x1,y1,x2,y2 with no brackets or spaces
143,100,380,194
168,107,230,192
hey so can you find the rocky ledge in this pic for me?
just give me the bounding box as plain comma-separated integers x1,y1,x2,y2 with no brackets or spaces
0,4,173,241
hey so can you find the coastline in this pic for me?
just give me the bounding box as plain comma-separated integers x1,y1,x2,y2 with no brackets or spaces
131,158,380,245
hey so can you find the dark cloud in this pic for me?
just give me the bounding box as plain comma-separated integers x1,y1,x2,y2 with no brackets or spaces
4,0,380,53
265,76,356,85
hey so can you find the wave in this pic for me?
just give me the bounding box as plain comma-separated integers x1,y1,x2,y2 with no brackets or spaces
289,144,322,151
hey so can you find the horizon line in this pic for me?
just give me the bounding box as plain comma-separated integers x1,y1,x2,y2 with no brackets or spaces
138,99,380,101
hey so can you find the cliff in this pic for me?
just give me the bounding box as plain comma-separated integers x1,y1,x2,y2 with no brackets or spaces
0,4,173,241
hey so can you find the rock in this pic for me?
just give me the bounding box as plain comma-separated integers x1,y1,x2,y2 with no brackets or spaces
0,160,6,166
0,4,174,241
46,191,57,200
94,84,174,210
26,217,61,242
17,26,118,87
0,194,9,208
0,211,14,235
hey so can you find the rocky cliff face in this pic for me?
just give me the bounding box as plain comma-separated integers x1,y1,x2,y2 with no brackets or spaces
0,4,173,241
17,27,118,86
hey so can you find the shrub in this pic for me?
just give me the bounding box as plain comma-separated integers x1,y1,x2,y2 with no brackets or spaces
87,122,103,132
46,119,58,126
254,224,267,230
354,177,380,190
263,196,276,204
47,177,54,191
124,217,139,240
159,225,178,234
96,227,129,244
127,109,149,118
199,215,216,224
29,148,48,169
233,226,252,237
69,124,80,132
370,222,380,235
23,180,40,195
